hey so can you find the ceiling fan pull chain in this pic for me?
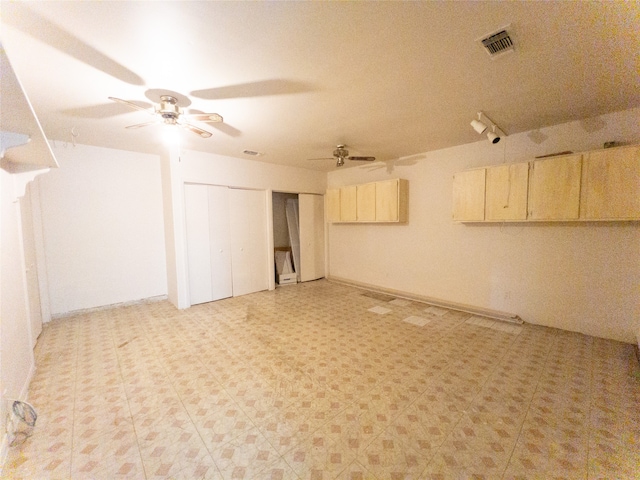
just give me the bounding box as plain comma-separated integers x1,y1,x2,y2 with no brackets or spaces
71,126,79,147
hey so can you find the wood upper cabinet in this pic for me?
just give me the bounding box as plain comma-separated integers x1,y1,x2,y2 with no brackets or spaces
356,183,376,221
326,188,341,222
452,145,639,223
376,179,408,222
339,185,357,222
452,169,485,221
580,145,640,220
327,179,408,223
485,163,529,221
528,153,582,220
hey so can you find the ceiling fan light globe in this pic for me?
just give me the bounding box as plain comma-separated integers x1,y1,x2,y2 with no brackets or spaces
162,125,181,146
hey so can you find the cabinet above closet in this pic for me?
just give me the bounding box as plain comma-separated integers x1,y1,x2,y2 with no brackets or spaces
452,145,640,223
327,178,408,223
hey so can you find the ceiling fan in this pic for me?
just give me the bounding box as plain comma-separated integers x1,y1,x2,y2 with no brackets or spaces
309,145,376,167
108,95,223,138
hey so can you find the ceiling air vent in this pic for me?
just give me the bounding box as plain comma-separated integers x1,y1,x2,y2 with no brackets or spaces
243,149,262,156
478,27,515,58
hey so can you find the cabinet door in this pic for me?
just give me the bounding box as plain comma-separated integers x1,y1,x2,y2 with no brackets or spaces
299,194,325,281
485,163,529,221
357,183,376,221
580,146,640,220
326,188,341,222
452,169,485,221
229,188,269,297
528,154,582,220
376,179,407,222
340,185,357,222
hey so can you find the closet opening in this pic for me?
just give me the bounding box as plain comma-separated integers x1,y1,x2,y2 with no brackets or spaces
272,192,299,285
272,192,326,286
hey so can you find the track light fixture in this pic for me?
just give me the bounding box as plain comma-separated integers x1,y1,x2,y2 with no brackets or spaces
470,111,506,144
470,113,488,134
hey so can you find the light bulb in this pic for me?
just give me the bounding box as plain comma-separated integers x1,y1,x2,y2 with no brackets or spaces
162,125,181,146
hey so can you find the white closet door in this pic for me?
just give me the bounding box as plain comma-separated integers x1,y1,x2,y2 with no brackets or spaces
185,184,213,305
20,185,43,346
229,188,269,296
299,193,325,282
207,186,233,301
184,184,232,305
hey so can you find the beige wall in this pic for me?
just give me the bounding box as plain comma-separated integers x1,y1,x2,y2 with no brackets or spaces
327,108,640,343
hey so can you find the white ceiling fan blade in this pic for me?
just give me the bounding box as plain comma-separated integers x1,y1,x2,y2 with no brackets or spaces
179,121,213,138
184,113,223,123
307,157,335,161
125,120,159,129
108,97,154,115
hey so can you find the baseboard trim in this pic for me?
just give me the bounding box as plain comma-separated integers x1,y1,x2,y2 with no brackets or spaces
327,276,523,324
51,294,168,320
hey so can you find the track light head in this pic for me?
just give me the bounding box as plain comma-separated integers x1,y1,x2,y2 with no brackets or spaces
471,119,488,134
487,125,500,143
470,112,487,134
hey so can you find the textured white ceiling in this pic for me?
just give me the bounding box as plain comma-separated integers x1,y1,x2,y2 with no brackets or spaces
1,1,638,171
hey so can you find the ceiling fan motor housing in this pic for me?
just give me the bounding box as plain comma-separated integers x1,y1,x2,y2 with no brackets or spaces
157,95,181,123
333,145,349,158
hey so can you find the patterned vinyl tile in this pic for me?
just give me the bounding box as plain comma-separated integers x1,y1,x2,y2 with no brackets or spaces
3,280,639,479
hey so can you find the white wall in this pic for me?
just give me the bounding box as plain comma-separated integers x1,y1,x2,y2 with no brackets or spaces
163,149,326,305
328,107,640,343
0,169,36,463
37,144,167,315
181,149,326,193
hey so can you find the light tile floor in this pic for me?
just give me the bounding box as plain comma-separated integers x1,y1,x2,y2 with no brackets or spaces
4,280,640,479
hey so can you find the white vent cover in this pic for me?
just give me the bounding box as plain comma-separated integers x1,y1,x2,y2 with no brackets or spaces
478,26,515,58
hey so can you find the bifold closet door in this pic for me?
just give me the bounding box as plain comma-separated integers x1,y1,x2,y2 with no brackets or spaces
184,184,232,305
229,188,269,296
207,186,233,301
299,193,325,282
